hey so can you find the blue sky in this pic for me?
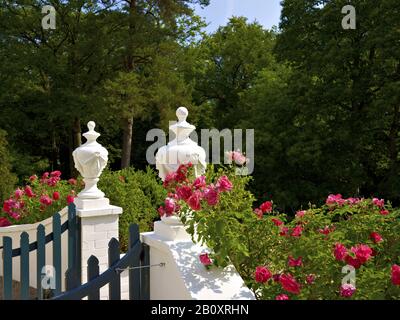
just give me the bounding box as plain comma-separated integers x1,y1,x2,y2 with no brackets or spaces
193,0,282,33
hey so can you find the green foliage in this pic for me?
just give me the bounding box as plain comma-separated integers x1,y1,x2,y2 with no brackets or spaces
0,130,17,202
98,167,167,251
248,199,400,300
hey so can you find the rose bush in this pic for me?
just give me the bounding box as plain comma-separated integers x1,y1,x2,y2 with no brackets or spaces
157,161,400,300
0,171,81,226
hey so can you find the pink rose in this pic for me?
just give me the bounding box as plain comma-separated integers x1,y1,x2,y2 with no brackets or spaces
164,198,178,216
340,284,356,297
157,206,165,217
254,266,272,284
260,201,273,213
370,232,383,243
306,274,315,284
345,255,362,269
40,195,52,206
52,191,60,201
279,227,289,237
29,175,38,182
216,176,233,192
272,218,283,226
199,253,212,266
176,185,193,201
193,176,206,190
291,225,303,237
391,265,400,286
296,210,306,218
163,172,177,188
380,209,389,215
9,212,21,220
187,190,202,211
254,208,263,219
24,186,35,198
42,172,50,179
372,198,384,208
175,164,189,183
326,194,345,206
203,187,219,206
351,244,372,264
0,217,11,227
275,294,289,300
68,178,77,185
279,274,301,295
67,195,75,205
334,243,348,261
318,226,335,236
288,256,303,267
50,170,62,177
15,188,24,199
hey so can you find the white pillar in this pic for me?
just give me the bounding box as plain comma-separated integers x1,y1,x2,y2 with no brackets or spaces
75,197,122,299
141,221,255,300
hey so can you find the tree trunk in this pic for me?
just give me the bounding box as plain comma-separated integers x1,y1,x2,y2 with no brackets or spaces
121,116,133,168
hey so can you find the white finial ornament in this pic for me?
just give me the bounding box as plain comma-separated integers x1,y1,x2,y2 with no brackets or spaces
72,121,108,199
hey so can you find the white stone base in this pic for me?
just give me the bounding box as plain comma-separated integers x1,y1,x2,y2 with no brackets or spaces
141,231,256,300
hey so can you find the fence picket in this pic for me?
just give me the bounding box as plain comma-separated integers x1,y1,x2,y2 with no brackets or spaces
67,203,76,270
2,237,13,300
140,244,150,300
108,238,121,300
129,224,140,300
87,256,100,300
20,232,30,300
36,224,46,300
52,213,62,296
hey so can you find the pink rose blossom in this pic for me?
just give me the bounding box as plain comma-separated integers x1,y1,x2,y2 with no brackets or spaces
203,187,219,206
340,284,356,297
199,253,212,266
272,218,284,226
351,244,373,264
344,255,363,269
254,266,272,284
334,243,348,261
288,256,303,267
15,188,24,199
372,198,384,208
164,198,178,216
192,176,207,190
280,226,289,237
275,294,289,300
380,209,389,216
260,201,273,213
68,178,77,185
306,274,315,284
0,217,11,227
175,185,193,201
296,210,306,218
291,225,303,237
52,192,60,201
9,212,21,220
187,190,202,211
370,232,383,243
216,176,233,192
254,208,263,219
280,274,301,295
29,175,38,182
391,265,400,286
67,195,75,205
24,186,35,198
40,195,52,206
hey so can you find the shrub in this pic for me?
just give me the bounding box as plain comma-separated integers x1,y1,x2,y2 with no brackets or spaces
98,167,167,251
0,129,17,202
157,161,400,300
0,171,80,226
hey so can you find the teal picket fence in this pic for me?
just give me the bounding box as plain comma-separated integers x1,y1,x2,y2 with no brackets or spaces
1,203,81,300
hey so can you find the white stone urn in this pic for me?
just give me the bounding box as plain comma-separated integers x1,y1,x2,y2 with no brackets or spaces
72,121,108,199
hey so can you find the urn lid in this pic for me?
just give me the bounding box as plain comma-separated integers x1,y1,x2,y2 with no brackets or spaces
169,107,195,141
83,121,100,143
